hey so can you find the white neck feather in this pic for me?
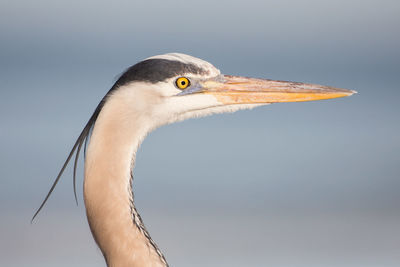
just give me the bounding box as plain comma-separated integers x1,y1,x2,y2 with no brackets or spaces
84,86,167,267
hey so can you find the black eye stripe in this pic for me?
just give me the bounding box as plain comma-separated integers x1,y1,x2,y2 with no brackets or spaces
113,59,209,87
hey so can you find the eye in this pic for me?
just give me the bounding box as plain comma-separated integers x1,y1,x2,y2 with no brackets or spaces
175,77,190,90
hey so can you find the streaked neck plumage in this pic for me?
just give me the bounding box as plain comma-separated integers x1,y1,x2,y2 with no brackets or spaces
84,86,168,267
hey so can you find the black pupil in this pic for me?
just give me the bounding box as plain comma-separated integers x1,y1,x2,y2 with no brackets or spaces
181,81,186,86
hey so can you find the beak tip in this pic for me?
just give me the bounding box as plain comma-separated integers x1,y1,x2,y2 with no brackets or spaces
343,89,357,96
336,88,356,97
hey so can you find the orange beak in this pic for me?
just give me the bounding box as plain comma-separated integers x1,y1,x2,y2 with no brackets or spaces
198,75,355,104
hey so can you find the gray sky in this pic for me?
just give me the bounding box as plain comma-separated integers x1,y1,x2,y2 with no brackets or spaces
1,0,399,266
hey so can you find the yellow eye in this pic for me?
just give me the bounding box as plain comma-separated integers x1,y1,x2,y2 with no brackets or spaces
175,77,190,90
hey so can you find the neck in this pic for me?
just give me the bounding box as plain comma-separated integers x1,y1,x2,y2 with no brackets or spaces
84,87,167,267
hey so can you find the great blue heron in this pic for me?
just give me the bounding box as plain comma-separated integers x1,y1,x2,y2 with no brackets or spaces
33,53,355,267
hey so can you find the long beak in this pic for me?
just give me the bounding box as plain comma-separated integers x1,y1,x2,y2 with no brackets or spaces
197,75,355,104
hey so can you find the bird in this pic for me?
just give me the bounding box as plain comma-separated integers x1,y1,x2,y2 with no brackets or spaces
32,53,355,267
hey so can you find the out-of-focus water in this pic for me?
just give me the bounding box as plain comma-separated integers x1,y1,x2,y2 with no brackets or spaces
1,0,399,266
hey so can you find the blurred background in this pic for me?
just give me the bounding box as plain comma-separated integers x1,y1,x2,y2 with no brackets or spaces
1,0,399,266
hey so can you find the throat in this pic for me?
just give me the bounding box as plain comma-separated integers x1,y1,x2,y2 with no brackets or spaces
83,90,167,267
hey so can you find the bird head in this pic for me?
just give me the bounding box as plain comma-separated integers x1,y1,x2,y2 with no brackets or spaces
106,53,355,128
